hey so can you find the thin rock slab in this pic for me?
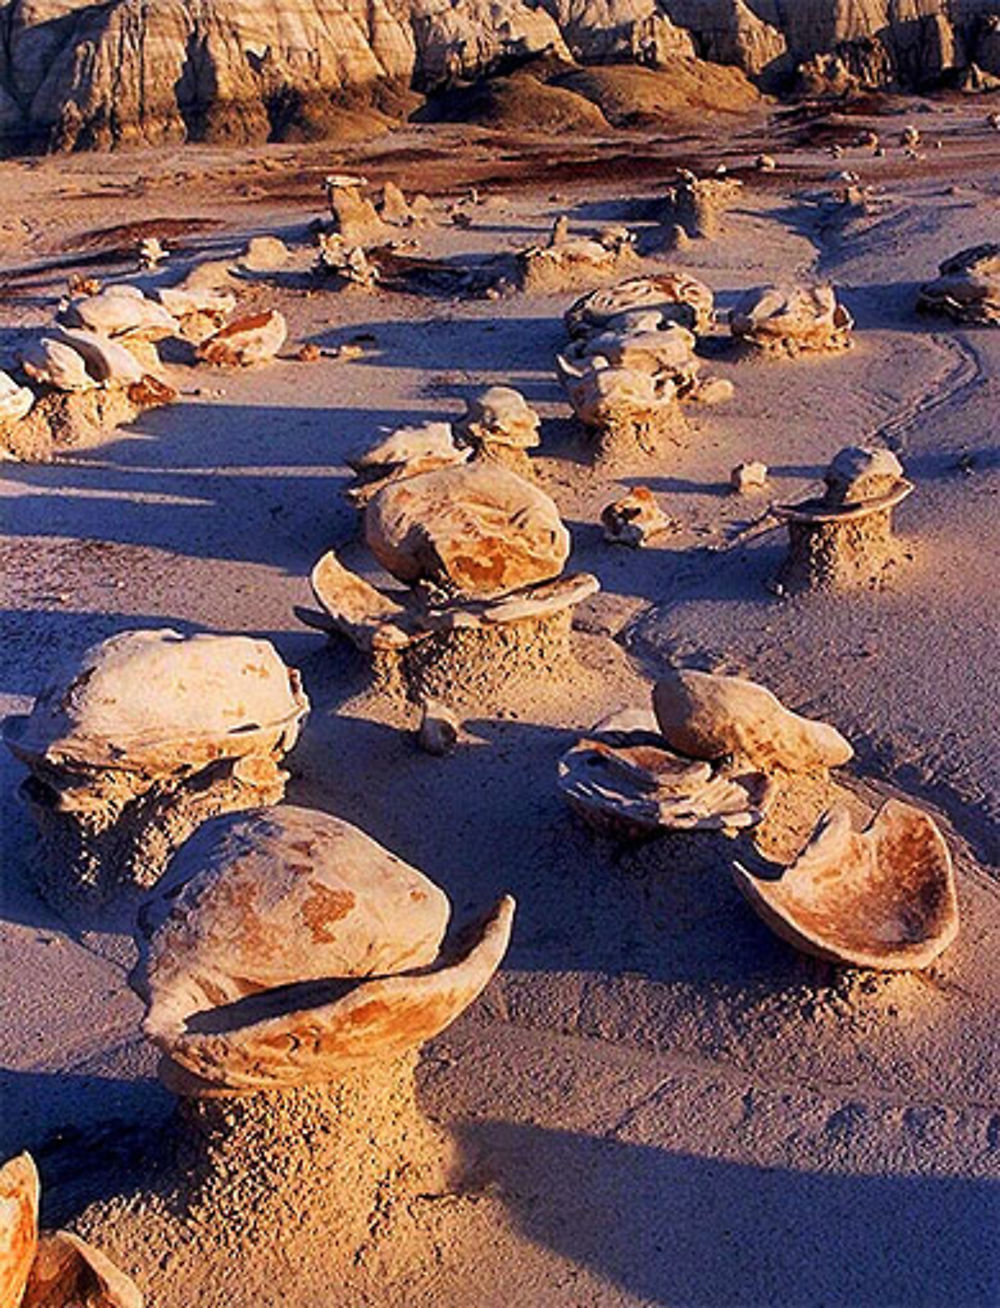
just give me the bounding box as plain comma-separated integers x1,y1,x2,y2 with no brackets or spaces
565,272,715,338
346,421,469,506
732,801,958,970
4,630,309,908
652,667,853,773
132,805,515,1093
559,708,775,840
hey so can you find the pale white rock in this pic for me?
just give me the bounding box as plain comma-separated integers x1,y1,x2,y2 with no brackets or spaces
417,699,459,756
566,272,715,338
730,460,769,493
19,337,96,392
197,310,288,366
60,283,178,341
241,235,291,272
917,243,1000,325
455,386,541,451
0,368,35,422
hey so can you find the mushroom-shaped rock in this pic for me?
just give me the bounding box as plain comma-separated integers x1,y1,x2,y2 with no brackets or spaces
731,284,853,355
0,369,35,423
364,463,569,600
133,806,515,1093
566,273,714,339
197,310,287,366
774,446,913,593
456,386,540,452
0,1153,141,1308
652,668,853,773
917,244,1000,326
60,284,178,341
4,630,309,906
733,802,958,969
559,360,683,464
0,1153,37,1308
559,708,774,840
601,487,673,547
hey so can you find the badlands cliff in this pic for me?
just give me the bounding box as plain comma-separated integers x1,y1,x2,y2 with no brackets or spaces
0,0,999,151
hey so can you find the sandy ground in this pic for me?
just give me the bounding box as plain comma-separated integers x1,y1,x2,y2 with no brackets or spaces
1,99,999,1306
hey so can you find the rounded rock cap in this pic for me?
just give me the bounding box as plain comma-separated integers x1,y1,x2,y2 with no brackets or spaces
4,629,309,773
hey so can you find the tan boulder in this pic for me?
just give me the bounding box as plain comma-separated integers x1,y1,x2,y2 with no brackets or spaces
364,463,570,599
601,487,673,546
455,386,541,451
241,235,290,272
731,284,854,354
197,310,287,366
133,805,515,1093
733,801,958,969
652,668,853,772
19,336,97,392
0,1153,37,1308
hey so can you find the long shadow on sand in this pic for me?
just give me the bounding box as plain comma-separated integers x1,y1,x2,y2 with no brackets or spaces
458,1120,1000,1308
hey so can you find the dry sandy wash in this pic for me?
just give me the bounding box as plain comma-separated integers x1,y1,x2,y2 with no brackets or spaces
1,98,999,1307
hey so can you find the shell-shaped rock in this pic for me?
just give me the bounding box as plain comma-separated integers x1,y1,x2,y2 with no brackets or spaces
652,668,853,773
23,1231,142,1308
730,284,853,353
4,629,309,775
197,310,287,367
364,463,570,600
0,1153,38,1308
134,806,515,1092
732,801,958,969
456,386,541,450
565,273,714,338
61,284,178,341
19,337,96,392
0,369,35,423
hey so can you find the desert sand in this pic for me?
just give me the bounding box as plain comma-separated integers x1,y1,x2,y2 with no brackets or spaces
1,98,999,1306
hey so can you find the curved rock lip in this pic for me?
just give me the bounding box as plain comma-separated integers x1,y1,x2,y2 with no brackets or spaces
774,479,914,523
146,895,516,1094
732,801,959,970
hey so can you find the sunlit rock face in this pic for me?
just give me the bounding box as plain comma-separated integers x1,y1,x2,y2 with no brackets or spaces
2,0,998,151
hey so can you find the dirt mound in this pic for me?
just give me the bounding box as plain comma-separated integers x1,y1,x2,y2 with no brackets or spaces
551,61,762,126
418,68,608,134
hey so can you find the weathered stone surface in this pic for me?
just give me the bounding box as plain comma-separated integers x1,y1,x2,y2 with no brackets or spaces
241,235,291,272
601,486,673,546
197,309,287,366
567,320,700,392
733,801,958,970
417,698,459,756
0,1153,37,1308
559,358,684,463
347,420,468,503
4,630,309,904
455,386,541,452
559,707,775,840
730,459,768,493
0,368,34,422
652,667,854,772
731,283,854,355
659,173,741,240
53,327,148,387
59,284,178,341
325,178,387,245
379,181,412,225
917,243,1000,325
132,805,515,1093
516,227,638,293
23,1231,143,1308
19,336,97,392
823,446,905,505
565,272,715,338
365,463,570,599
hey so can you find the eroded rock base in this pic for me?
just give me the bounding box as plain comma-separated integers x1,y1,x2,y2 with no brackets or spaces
776,511,903,594
24,756,287,912
372,610,577,708
0,385,174,462
588,407,687,468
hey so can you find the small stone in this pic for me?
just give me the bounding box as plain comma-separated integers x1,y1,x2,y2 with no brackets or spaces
296,342,322,363
241,235,291,272
333,343,365,362
601,487,671,547
692,377,735,406
417,700,459,756
730,460,769,493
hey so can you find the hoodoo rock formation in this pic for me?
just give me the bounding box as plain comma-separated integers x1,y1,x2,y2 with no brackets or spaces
3,1,1000,152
